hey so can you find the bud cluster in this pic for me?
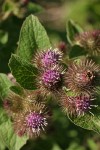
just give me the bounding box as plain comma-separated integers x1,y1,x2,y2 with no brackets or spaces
75,30,100,56
35,48,64,95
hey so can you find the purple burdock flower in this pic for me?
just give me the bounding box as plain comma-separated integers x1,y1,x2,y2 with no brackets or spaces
39,66,63,93
13,101,49,138
75,30,100,56
42,69,60,87
75,95,92,116
34,48,62,68
41,48,62,67
60,94,97,116
25,112,47,135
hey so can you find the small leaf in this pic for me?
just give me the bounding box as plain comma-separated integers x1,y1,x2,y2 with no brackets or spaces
0,73,13,99
87,139,98,150
9,54,38,90
66,20,83,45
26,2,44,14
17,14,51,62
10,85,24,96
0,30,8,44
52,144,61,150
0,107,8,124
69,45,87,58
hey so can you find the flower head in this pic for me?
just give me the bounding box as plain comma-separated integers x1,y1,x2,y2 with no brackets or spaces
41,48,62,67
26,112,47,134
13,101,48,138
60,93,97,116
75,30,100,56
65,59,100,94
42,68,60,87
34,48,62,68
74,95,93,116
38,66,64,94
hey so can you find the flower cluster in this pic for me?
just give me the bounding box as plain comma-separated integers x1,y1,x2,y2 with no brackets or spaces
4,30,100,138
35,48,64,95
59,57,100,116
57,30,100,116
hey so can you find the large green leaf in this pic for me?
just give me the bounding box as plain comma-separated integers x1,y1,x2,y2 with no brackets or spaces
0,73,13,99
68,107,100,134
0,108,28,150
9,54,38,90
0,120,28,150
66,20,83,45
17,14,51,62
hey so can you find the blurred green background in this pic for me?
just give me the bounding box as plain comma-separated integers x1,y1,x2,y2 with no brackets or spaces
0,0,100,150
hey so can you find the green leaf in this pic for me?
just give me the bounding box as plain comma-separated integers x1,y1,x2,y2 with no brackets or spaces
17,14,51,62
0,141,5,150
0,30,8,44
67,142,85,150
69,45,87,58
0,108,28,150
9,54,38,90
52,144,61,150
68,106,100,134
0,108,8,150
0,107,8,124
66,20,83,45
87,139,98,150
10,85,24,96
0,73,13,99
26,2,44,14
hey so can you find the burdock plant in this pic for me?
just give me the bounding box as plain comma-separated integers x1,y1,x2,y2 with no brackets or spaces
0,15,100,149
